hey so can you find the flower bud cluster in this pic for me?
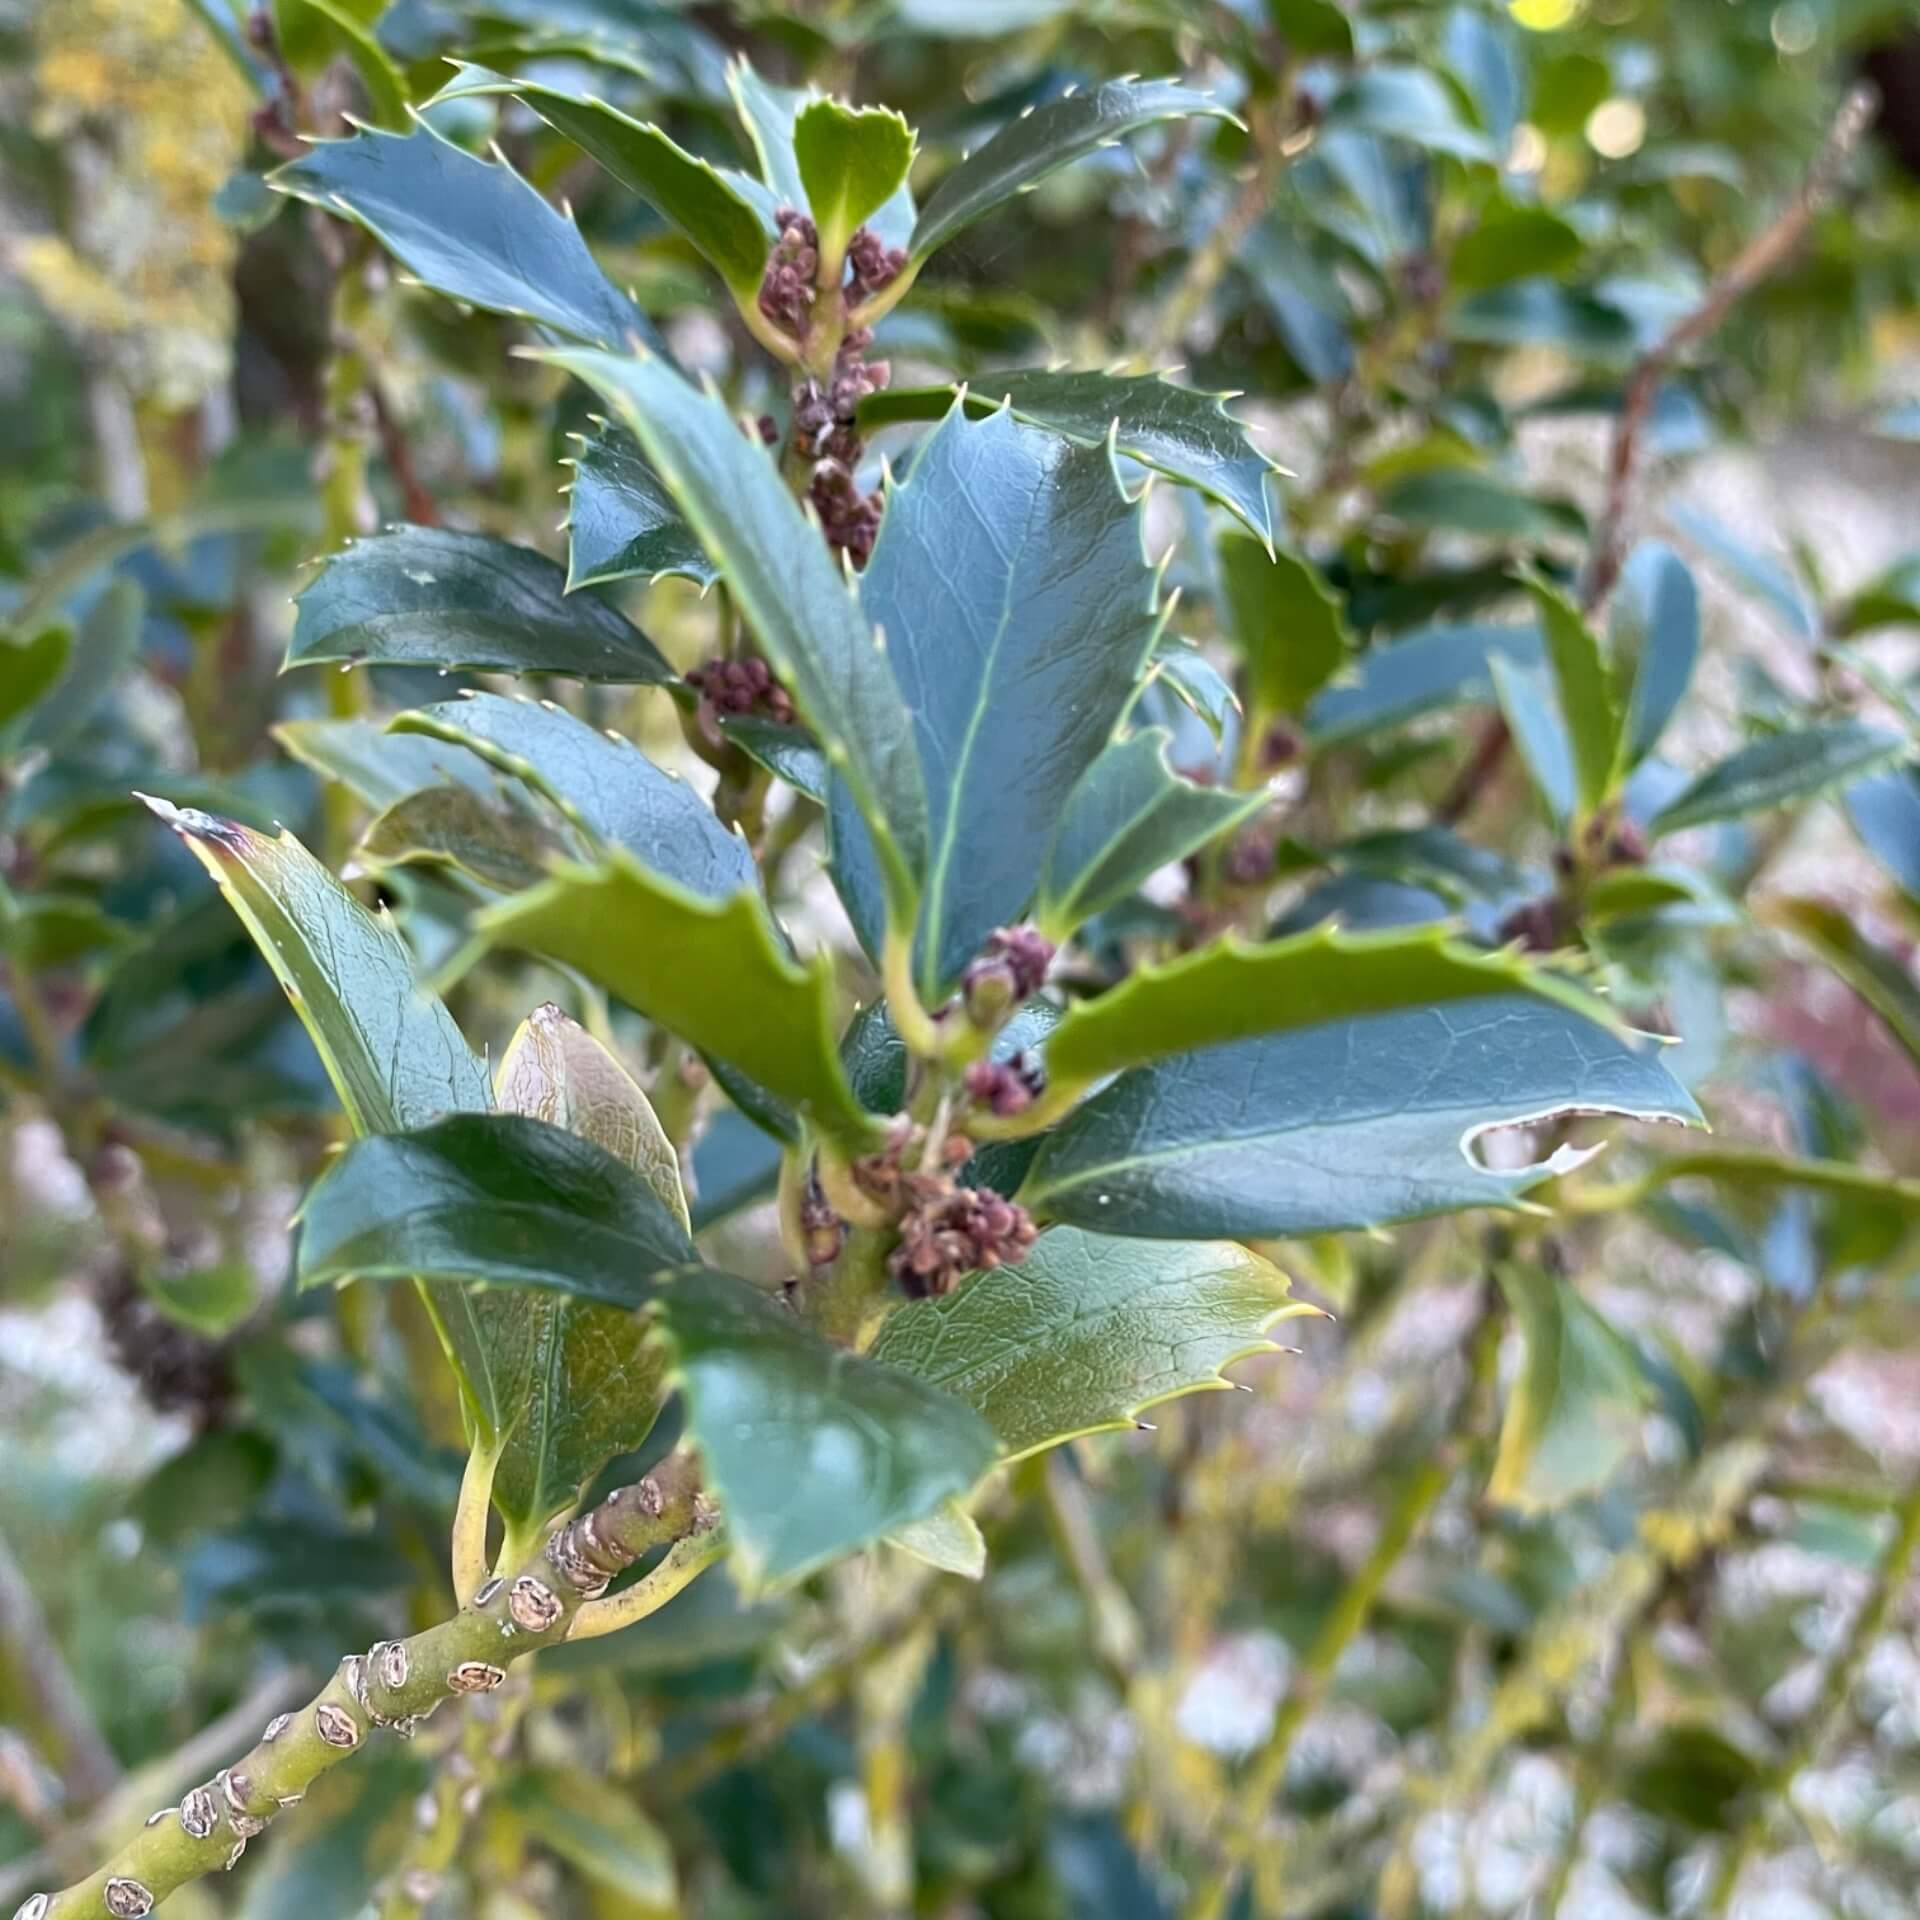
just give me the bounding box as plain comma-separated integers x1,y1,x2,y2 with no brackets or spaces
757,207,819,338
686,656,795,725
888,1176,1038,1299
962,1052,1045,1117
847,225,907,301
960,925,1055,1027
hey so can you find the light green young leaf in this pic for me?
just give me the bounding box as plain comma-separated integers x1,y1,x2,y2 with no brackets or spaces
1524,572,1621,814
886,1502,986,1580
871,1228,1316,1461
278,0,408,128
434,65,771,297
1217,532,1351,716
539,349,926,919
463,854,879,1149
1489,1263,1651,1512
1652,722,1907,837
793,99,916,261
910,79,1238,262
287,525,676,684
1038,728,1266,937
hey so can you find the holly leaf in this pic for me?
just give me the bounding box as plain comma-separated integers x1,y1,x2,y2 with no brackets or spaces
393,693,757,902
481,1007,687,1533
539,348,927,920
886,1502,986,1579
296,1111,695,1310
463,853,878,1148
861,371,1276,545
358,783,576,895
1037,923,1620,1107
1765,897,1920,1068
1306,620,1543,746
1652,722,1908,837
831,404,1163,996
1490,652,1577,829
1846,765,1920,896
270,123,658,352
1325,65,1497,161
793,99,916,262
1488,1262,1651,1512
1450,205,1583,291
1613,543,1700,767
435,64,770,297
658,1268,997,1589
286,526,676,684
1019,994,1699,1239
563,422,714,592
1037,728,1265,938
1524,573,1621,815
1217,532,1351,716
909,79,1238,262
275,717,502,812
0,627,72,734
871,1228,1316,1460
136,801,509,1441
277,0,409,128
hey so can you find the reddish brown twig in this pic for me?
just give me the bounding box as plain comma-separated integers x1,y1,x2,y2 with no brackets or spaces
365,373,438,527
1436,83,1877,828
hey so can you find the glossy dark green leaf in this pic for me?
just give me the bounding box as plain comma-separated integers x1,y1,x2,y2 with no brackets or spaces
1613,542,1700,765
1020,995,1698,1238
1265,0,1354,56
357,783,574,895
1526,573,1621,814
659,1268,998,1587
871,1228,1315,1461
0,627,72,733
1325,66,1496,162
1038,729,1264,937
793,98,916,260
1490,653,1576,828
1845,765,1920,895
861,372,1275,545
837,405,1162,997
436,64,770,296
270,123,658,351
1217,531,1350,716
721,717,828,802
483,1005,685,1534
541,349,926,915
296,1111,694,1308
394,693,756,901
909,79,1237,262
563,422,715,592
287,525,675,683
1652,723,1907,837
465,854,878,1147
1488,1262,1651,1512
1306,621,1543,745
1450,206,1583,293
1038,922,1616,1105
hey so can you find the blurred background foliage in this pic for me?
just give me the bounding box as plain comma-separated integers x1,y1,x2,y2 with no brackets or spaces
3,0,1920,1916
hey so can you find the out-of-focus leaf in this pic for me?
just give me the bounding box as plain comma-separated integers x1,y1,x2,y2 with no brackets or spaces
1667,503,1819,640
27,580,143,748
1450,281,1635,355
138,1262,256,1339
1613,542,1700,765
1326,65,1496,161
506,1767,676,1912
278,0,408,126
1488,1262,1652,1511
1525,573,1621,813
886,1500,987,1579
1845,764,1920,896
872,1228,1314,1460
1307,621,1542,744
1451,206,1583,292
274,716,495,811
1217,532,1351,716
1835,553,1920,636
1652,723,1907,836
1382,468,1584,544
1765,897,1920,1068
688,1106,785,1231
287,525,675,683
0,627,71,733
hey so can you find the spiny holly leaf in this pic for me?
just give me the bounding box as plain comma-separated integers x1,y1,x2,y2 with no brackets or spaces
793,99,916,262
1217,532,1351,715
482,1007,686,1533
831,404,1163,997
1306,620,1543,746
1613,543,1700,767
540,348,927,919
270,122,658,352
860,371,1276,546
730,60,915,249
296,1112,694,1309
1652,722,1907,837
1524,573,1621,815
1037,728,1265,938
871,1229,1318,1461
137,800,508,1441
1488,1262,1651,1512
1037,923,1621,1105
563,421,715,591
1019,995,1699,1239
909,78,1238,262
463,853,879,1148
357,783,577,895
434,65,771,297
393,693,757,902
1146,637,1239,741
656,1269,998,1589
286,525,676,684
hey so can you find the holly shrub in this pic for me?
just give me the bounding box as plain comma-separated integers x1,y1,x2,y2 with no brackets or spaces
4,2,1920,1918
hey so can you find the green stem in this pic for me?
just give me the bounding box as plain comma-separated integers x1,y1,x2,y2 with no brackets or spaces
34,1466,714,1918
